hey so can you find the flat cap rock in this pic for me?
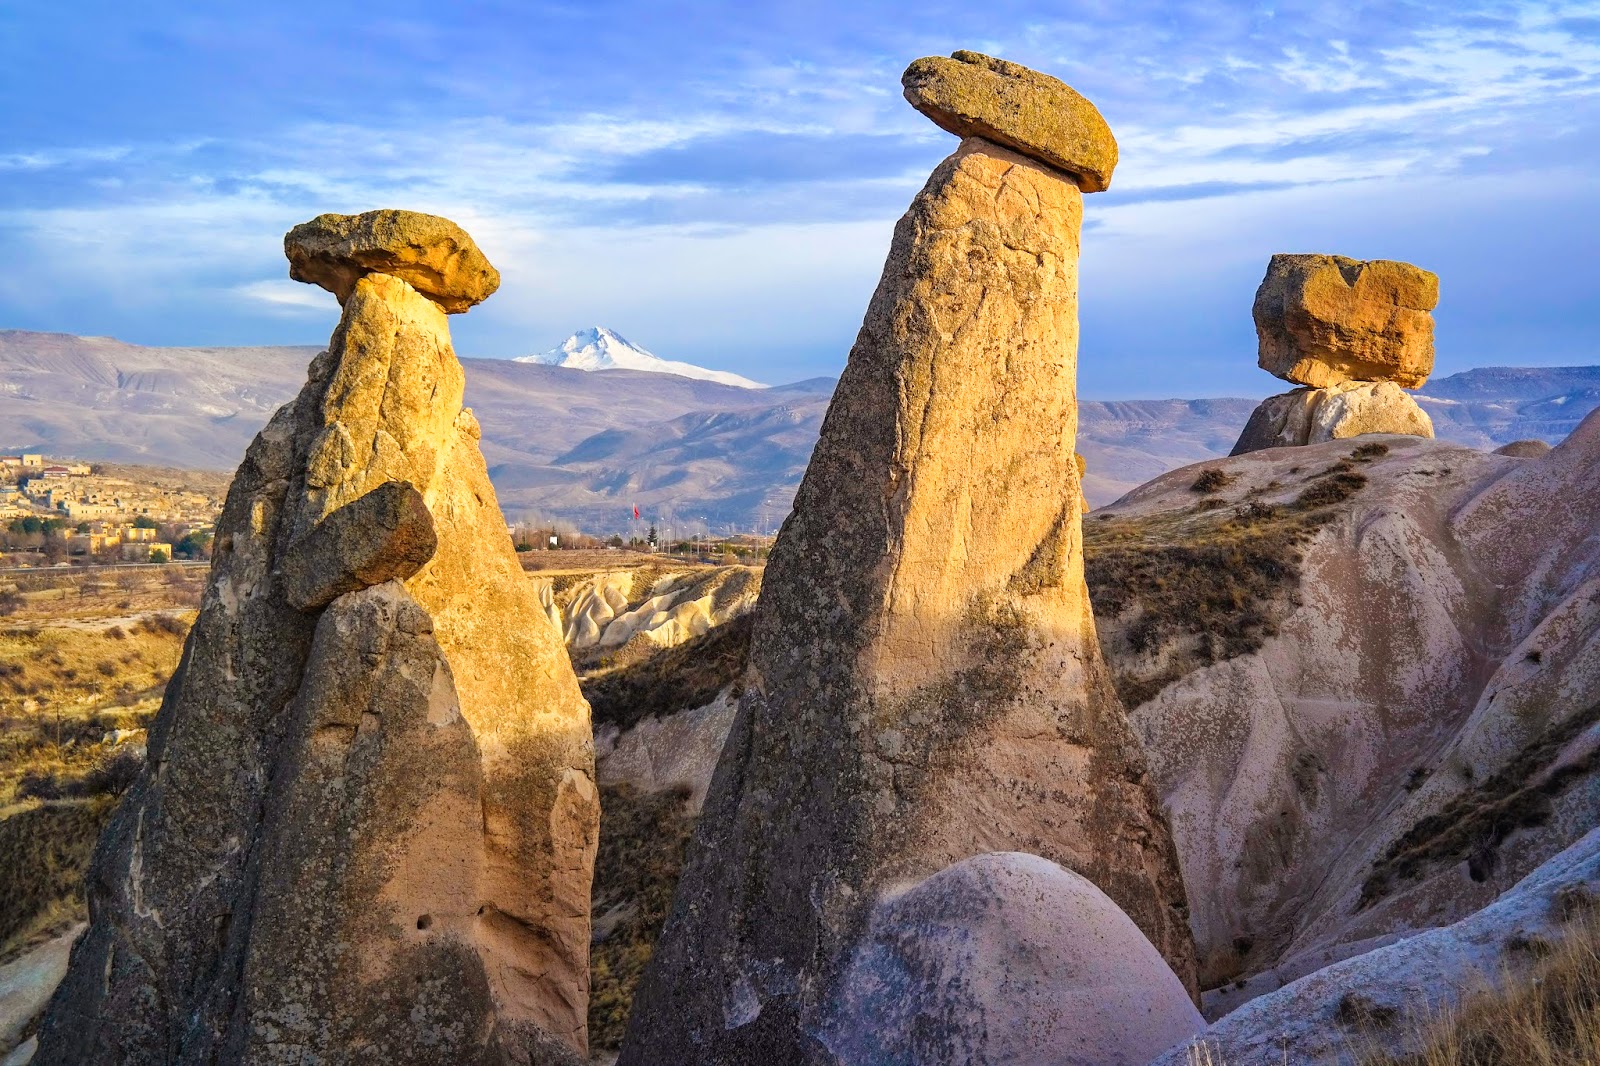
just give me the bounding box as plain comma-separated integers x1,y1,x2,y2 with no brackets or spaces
902,50,1117,192
1255,253,1439,389
285,209,500,313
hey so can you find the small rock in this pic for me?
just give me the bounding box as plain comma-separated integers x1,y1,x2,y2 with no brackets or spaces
278,480,438,611
902,50,1118,192
1494,439,1552,458
284,209,500,313
1255,253,1438,389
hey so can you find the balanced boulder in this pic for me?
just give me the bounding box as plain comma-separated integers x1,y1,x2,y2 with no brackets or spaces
903,49,1118,192
285,208,501,312
620,56,1194,1064
1235,253,1439,455
36,212,596,1065
1255,253,1438,389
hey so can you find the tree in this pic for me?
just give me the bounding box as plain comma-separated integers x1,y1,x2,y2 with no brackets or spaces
647,524,658,549
607,534,624,548
175,532,213,560
75,522,91,533
149,548,169,564
133,515,158,529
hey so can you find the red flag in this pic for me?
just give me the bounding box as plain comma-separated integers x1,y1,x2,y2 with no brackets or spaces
633,504,640,520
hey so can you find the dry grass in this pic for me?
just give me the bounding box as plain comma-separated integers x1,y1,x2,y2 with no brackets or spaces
0,797,115,961
588,783,697,1051
1363,916,1600,1066
581,613,751,731
1360,701,1600,909
1084,458,1369,708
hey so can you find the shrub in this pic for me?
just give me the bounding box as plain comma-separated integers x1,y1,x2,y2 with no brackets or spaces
1191,468,1237,494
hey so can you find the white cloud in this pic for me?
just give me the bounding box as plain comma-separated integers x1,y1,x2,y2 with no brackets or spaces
232,279,333,314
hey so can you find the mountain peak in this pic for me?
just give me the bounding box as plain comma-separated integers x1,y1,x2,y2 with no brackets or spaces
515,327,767,389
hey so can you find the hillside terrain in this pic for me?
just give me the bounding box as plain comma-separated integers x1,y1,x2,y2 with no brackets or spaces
2,331,1593,526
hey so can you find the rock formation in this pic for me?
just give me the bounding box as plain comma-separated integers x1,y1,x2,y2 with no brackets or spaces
1092,406,1600,1011
1233,253,1438,454
824,853,1203,1066
620,52,1196,1064
34,211,598,1065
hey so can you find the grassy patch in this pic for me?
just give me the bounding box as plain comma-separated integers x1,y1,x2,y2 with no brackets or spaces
0,797,114,960
581,613,752,732
588,783,696,1052
1359,702,1600,910
1363,915,1600,1066
1085,458,1369,708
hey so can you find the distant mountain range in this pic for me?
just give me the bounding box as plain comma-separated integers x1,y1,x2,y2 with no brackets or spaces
0,329,1594,529
514,327,767,389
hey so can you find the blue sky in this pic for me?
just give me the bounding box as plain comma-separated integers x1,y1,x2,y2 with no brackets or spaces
1,1,1597,396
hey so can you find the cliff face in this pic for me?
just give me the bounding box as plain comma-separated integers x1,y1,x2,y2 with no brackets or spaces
621,118,1195,1059
1090,412,1600,1005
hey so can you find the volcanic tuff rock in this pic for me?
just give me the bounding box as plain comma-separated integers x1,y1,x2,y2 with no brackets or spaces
1231,381,1435,455
35,213,596,1064
903,51,1118,192
1097,408,1600,1008
1255,253,1439,389
621,59,1194,1063
824,853,1204,1066
285,208,501,313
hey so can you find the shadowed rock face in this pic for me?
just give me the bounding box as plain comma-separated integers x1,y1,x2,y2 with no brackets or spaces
34,216,595,1065
619,130,1195,1064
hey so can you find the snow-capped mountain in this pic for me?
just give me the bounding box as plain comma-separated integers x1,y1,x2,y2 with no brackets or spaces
514,327,767,389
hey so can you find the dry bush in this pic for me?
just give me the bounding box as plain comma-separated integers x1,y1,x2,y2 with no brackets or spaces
1365,916,1600,1066
581,613,752,731
1084,455,1375,708
0,797,115,960
588,783,696,1051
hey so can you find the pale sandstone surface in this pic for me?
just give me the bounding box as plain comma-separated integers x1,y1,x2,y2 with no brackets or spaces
1255,253,1438,388
593,691,738,814
35,224,594,1064
285,209,500,313
1153,828,1600,1065
822,853,1203,1066
0,925,80,1056
1100,411,1600,1006
1231,381,1434,454
619,136,1194,1064
1493,437,1552,457
902,51,1119,192
538,566,761,652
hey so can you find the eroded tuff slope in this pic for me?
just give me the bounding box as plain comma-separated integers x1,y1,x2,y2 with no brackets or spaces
1092,411,1600,1005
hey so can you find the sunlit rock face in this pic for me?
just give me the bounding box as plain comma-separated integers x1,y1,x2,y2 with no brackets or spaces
34,211,596,1066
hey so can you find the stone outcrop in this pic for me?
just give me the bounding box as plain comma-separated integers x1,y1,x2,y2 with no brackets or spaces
1235,253,1439,454
1093,407,1600,1012
620,57,1195,1064
285,208,501,313
1255,253,1438,389
824,853,1203,1066
536,565,761,654
35,210,597,1065
1231,380,1434,454
902,50,1118,192
1154,827,1600,1066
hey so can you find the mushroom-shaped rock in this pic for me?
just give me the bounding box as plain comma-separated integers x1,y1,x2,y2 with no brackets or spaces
903,50,1118,192
285,209,500,313
823,853,1204,1066
1254,253,1438,389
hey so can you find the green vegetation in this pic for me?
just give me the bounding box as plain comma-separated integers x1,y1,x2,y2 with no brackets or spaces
588,783,696,1051
1084,457,1370,708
